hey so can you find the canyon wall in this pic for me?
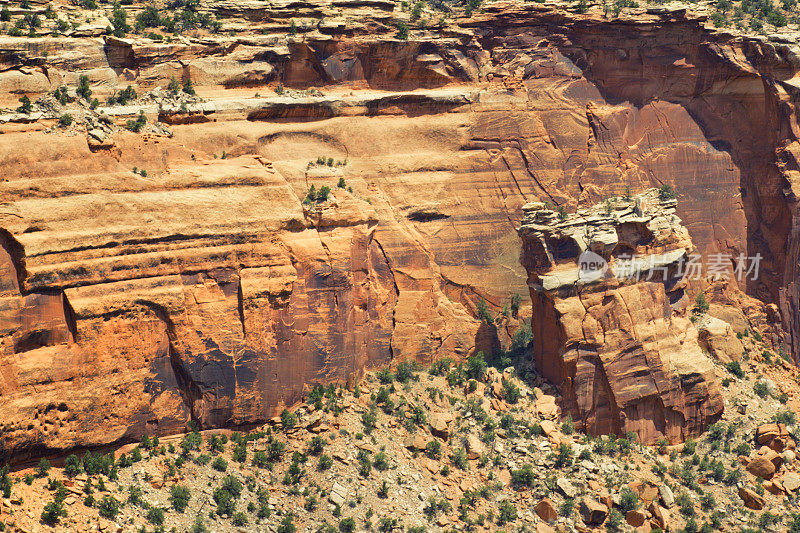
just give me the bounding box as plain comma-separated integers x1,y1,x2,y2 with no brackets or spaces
1,1,799,459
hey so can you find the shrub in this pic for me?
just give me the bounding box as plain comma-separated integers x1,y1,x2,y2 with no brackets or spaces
561,415,575,435
232,511,248,526
357,450,372,477
232,443,247,463
267,439,286,462
339,517,356,533
726,361,745,378
502,379,520,403
278,513,296,533
135,4,162,28
362,405,377,434
682,439,697,456
281,409,297,429
182,77,196,95
510,464,535,488
465,352,486,380
378,518,398,532
0,466,9,499
425,440,442,460
772,410,797,425
58,113,73,127
559,498,574,517
170,484,190,512
251,450,269,468
451,447,468,470
373,451,390,471
754,381,770,398
658,184,676,200
619,488,639,513
318,454,333,471
724,468,742,485
377,480,389,498
41,500,66,525
476,299,492,323
396,22,408,39
553,442,573,467
395,361,414,383
429,358,451,376
605,509,624,532
147,506,165,525
116,85,137,105
35,458,50,478
76,74,92,100
126,111,147,133
220,475,243,498
694,292,709,314
496,500,517,525
213,488,236,516
212,456,228,472
308,436,325,455
17,95,32,114
168,77,181,94
376,367,394,384
98,495,120,519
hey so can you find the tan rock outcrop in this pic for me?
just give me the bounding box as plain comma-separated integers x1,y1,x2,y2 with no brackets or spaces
518,191,724,443
697,317,745,362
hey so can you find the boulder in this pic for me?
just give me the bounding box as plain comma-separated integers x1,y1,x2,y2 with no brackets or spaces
746,456,776,479
756,423,787,445
404,433,430,451
329,482,348,507
540,420,557,437
556,478,578,498
429,412,452,440
738,486,765,510
465,434,484,460
782,450,796,464
579,498,608,525
535,523,556,533
534,498,557,523
626,509,646,527
535,395,559,418
648,502,668,530
658,484,675,508
783,472,800,492
763,447,784,471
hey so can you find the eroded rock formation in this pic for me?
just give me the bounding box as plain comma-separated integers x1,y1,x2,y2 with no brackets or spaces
518,190,724,443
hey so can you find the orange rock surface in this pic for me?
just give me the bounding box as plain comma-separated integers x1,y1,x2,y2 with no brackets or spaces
1,2,798,458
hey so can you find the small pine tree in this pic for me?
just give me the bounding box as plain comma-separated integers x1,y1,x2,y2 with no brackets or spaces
17,95,32,113
76,75,92,100
396,22,409,40
182,77,196,95
694,292,709,314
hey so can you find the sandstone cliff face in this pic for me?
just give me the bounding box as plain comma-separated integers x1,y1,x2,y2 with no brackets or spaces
0,2,796,458
518,190,724,443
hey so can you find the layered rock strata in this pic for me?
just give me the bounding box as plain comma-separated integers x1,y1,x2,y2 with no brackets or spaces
518,190,724,443
1,0,798,458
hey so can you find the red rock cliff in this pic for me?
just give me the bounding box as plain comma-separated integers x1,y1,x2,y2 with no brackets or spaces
0,2,796,459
